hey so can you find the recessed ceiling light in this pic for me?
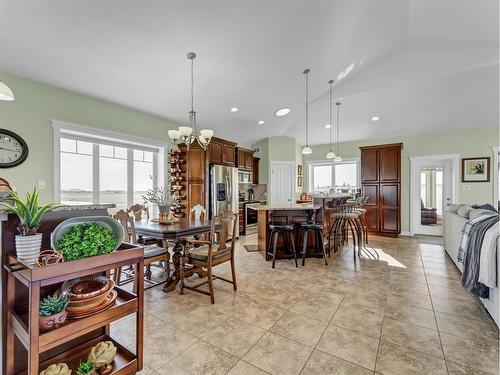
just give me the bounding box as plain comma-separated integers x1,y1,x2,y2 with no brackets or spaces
325,124,331,129
230,107,239,113
275,108,290,117
258,120,265,125
371,116,380,121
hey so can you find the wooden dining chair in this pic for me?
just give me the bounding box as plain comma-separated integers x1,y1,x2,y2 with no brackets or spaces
127,204,156,245
179,210,237,303
113,210,170,292
190,204,206,221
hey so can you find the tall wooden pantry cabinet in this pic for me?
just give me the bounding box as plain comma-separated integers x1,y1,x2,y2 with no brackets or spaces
360,143,403,236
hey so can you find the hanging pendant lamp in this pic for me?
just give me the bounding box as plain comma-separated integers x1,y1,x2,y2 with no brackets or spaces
168,52,214,150
0,80,14,101
301,68,312,155
334,101,342,162
326,80,336,159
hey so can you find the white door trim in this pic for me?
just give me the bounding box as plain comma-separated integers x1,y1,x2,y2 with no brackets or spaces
269,160,296,205
492,146,499,205
409,154,460,236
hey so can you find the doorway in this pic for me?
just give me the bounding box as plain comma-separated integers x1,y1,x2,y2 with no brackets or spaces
410,155,459,236
269,161,295,205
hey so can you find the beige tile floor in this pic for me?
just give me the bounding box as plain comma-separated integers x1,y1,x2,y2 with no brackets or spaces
111,234,499,375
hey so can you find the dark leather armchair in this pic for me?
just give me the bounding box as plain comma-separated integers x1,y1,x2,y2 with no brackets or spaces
421,199,437,225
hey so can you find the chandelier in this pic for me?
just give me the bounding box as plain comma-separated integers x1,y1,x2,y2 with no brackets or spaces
168,52,214,150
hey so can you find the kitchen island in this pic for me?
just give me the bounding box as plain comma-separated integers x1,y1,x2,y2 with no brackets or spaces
250,204,321,261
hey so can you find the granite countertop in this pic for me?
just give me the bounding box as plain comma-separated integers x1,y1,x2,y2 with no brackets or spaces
249,204,320,211
311,193,353,199
0,202,116,215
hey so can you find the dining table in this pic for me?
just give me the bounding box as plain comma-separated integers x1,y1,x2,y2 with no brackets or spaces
134,218,213,292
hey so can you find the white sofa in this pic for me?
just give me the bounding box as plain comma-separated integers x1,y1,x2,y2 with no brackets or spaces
443,210,499,326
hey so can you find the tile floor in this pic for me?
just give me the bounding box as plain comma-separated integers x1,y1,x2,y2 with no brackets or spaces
111,234,499,375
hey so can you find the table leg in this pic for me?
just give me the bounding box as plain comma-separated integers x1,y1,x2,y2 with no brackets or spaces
163,239,183,292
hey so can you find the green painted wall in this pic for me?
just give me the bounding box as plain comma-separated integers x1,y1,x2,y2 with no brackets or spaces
0,71,176,203
302,126,499,232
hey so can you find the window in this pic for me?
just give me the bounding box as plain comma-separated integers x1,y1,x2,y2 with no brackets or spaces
55,122,165,214
309,160,359,193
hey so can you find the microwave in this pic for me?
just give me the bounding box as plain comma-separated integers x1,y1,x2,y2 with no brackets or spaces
238,171,252,183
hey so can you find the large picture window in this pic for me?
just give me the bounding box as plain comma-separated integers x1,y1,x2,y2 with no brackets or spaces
55,122,165,214
309,160,359,193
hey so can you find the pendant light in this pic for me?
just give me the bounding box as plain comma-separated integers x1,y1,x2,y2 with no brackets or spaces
301,68,312,155
0,81,14,101
326,80,336,159
168,52,214,150
334,101,343,162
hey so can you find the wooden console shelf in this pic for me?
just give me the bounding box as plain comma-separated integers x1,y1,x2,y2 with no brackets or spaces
5,243,144,375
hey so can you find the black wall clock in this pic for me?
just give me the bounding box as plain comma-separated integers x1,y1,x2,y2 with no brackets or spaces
0,129,29,168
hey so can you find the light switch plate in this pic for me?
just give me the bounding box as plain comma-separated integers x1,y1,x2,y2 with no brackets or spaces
38,180,46,189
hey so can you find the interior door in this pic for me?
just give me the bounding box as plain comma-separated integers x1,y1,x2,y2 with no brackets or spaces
411,158,453,236
270,163,293,205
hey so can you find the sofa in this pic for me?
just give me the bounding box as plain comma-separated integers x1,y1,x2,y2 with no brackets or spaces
421,199,438,225
443,206,499,326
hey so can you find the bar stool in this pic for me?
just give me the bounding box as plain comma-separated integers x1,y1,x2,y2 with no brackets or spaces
328,204,363,261
267,223,298,269
297,222,328,266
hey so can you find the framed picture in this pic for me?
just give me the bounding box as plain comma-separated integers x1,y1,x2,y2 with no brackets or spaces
297,176,303,187
462,157,490,182
297,164,303,176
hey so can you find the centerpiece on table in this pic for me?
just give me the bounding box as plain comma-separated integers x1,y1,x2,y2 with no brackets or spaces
0,187,59,265
142,181,181,224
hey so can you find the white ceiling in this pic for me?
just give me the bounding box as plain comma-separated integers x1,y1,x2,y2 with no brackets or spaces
0,0,498,146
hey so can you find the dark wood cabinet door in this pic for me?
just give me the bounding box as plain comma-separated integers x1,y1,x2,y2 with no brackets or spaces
209,141,223,164
188,182,205,208
245,153,253,170
187,147,205,181
379,147,400,182
364,207,380,232
252,157,260,184
223,145,235,166
361,148,379,182
362,184,378,207
380,183,400,233
237,149,246,169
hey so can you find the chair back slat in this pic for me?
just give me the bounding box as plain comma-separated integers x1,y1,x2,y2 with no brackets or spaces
190,204,206,221
209,210,237,254
114,210,137,243
128,204,149,221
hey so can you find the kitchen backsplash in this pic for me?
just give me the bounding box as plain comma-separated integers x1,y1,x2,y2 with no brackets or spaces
239,183,267,201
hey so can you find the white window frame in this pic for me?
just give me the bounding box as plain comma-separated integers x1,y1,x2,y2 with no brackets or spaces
52,120,167,208
306,157,360,193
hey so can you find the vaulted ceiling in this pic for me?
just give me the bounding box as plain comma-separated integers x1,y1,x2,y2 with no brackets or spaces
0,0,498,145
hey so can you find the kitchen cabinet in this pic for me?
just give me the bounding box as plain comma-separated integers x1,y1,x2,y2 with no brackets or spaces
360,143,403,236
252,157,260,184
236,147,255,171
209,137,237,166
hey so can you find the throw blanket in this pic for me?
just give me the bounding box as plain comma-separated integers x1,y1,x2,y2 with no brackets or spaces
478,224,499,288
458,213,498,298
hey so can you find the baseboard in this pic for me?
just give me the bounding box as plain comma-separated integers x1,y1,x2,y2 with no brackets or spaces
399,231,412,236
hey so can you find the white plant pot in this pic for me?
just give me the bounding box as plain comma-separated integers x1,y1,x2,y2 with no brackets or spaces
15,233,43,265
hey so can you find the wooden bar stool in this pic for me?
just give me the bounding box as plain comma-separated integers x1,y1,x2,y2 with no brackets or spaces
297,222,328,266
328,203,363,261
267,223,298,269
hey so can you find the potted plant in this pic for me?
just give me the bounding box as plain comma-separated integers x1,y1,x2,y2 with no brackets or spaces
142,179,181,223
75,361,97,375
39,294,69,332
39,363,71,375
0,187,59,265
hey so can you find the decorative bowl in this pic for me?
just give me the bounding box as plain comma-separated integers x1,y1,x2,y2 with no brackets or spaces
61,275,110,300
50,216,124,253
66,281,115,311
66,290,117,319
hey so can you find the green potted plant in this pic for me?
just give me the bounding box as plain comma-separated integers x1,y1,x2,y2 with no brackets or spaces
0,187,59,265
142,179,181,223
39,294,69,332
75,361,97,375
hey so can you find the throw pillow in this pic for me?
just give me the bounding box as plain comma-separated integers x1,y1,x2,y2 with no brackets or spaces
457,205,473,218
472,203,498,213
448,204,461,214
469,208,496,220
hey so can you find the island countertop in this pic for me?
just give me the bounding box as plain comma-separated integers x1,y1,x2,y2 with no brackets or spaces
249,204,320,211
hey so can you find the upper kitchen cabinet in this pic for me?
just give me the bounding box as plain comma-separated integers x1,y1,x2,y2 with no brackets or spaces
237,147,255,171
208,137,237,166
252,157,260,184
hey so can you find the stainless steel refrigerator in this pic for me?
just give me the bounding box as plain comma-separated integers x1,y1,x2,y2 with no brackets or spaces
209,164,239,238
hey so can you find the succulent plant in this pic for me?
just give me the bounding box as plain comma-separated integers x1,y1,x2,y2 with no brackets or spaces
88,341,117,368
39,294,69,317
75,361,95,375
39,363,71,375
0,187,59,236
